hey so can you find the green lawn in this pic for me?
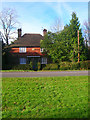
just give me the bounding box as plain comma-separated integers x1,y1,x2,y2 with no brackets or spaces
2,76,88,118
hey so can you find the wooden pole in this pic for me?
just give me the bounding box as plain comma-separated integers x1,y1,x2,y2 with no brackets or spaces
78,30,80,63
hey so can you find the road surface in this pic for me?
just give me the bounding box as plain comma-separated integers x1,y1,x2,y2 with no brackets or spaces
1,70,88,78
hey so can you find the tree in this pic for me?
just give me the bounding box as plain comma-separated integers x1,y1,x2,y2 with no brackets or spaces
0,8,19,45
68,12,87,61
83,21,89,47
41,31,69,63
41,12,88,63
50,17,63,33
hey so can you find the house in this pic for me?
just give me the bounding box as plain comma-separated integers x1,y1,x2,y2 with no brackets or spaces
9,29,47,66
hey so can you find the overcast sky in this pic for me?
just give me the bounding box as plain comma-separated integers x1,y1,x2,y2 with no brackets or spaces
0,0,89,38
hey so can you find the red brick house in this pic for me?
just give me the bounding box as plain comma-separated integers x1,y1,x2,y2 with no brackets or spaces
9,29,47,66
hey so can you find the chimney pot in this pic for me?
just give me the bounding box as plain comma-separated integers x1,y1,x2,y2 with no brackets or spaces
43,29,47,36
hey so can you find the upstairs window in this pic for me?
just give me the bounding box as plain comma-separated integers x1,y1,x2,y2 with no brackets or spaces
19,47,26,53
40,48,44,52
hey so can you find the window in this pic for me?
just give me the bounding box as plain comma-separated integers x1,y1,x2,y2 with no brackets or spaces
20,58,26,64
41,57,47,64
40,48,44,52
19,47,26,53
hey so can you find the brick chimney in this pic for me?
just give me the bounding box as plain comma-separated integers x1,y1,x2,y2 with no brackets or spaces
43,29,47,36
18,28,22,39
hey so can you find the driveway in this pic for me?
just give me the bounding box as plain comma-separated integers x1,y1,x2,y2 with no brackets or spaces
1,70,88,78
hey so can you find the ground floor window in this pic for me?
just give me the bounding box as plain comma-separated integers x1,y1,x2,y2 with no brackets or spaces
20,58,26,64
41,57,47,64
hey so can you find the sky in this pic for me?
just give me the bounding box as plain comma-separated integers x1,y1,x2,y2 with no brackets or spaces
0,0,89,42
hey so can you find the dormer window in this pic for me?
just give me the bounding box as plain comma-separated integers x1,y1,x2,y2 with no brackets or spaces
19,47,26,53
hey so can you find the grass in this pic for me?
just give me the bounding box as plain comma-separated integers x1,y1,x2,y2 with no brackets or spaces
2,76,88,118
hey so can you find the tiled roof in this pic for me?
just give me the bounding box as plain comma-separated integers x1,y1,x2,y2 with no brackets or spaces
10,34,43,47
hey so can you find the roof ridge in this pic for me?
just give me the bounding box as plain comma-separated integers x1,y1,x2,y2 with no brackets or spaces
24,33,42,35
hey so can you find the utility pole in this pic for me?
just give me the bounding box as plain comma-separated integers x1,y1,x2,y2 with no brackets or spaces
78,30,80,63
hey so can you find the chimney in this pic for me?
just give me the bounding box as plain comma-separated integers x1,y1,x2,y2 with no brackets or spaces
43,29,47,36
18,28,22,39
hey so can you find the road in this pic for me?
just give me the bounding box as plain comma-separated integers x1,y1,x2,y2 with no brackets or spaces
1,71,88,78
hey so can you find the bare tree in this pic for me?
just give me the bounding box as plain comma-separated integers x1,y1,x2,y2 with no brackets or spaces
0,8,19,45
83,21,90,46
50,17,63,33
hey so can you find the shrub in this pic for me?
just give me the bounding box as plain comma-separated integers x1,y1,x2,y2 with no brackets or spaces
88,60,90,69
41,64,46,70
50,64,58,70
38,62,41,70
12,64,31,70
29,61,33,70
2,64,13,70
59,62,71,70
42,64,58,70
42,64,51,70
2,61,89,70
80,61,88,70
70,62,80,70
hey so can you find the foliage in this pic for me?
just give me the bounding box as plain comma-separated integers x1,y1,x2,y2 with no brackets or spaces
29,61,33,70
41,31,68,63
41,12,88,63
2,76,88,118
12,64,32,70
38,62,41,70
80,61,88,70
43,63,58,70
59,62,71,70
2,60,89,70
42,61,88,70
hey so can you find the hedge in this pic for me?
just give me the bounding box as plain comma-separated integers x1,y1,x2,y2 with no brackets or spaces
42,64,58,70
42,61,89,70
2,61,89,70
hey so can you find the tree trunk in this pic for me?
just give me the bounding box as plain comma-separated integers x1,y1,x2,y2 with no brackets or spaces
6,36,8,45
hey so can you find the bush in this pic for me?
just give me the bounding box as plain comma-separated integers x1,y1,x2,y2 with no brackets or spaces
12,64,31,70
42,64,58,70
41,64,46,70
70,62,80,70
42,64,51,70
80,61,88,70
88,60,90,69
59,62,71,70
29,61,33,70
2,64,13,70
38,62,41,70
50,64,59,70
2,61,89,70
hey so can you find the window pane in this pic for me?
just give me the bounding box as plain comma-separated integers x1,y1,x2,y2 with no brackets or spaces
41,57,47,64
20,58,26,64
19,47,26,53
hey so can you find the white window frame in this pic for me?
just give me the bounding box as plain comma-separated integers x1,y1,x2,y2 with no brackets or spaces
19,47,26,53
41,57,47,64
20,58,26,64
40,48,44,52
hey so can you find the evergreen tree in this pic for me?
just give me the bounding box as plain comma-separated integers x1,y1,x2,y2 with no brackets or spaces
68,12,87,61
41,31,68,63
41,12,88,63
